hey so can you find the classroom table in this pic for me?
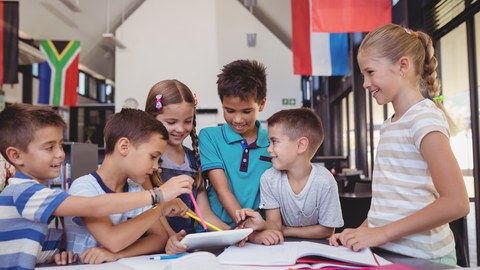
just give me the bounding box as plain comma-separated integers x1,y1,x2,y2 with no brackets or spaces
37,238,456,270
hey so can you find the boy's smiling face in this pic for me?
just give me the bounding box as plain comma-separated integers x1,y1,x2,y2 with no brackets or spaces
267,124,298,171
222,96,266,141
16,126,65,183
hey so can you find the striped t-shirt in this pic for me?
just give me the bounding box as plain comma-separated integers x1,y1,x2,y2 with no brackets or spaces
368,99,455,259
0,173,69,270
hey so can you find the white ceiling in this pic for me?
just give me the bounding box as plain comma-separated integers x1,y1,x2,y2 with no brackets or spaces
17,0,291,81
18,0,145,80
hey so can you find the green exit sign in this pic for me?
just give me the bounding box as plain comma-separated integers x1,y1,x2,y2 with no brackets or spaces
282,98,296,105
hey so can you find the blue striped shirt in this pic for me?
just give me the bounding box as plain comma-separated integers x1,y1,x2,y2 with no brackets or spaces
0,172,69,270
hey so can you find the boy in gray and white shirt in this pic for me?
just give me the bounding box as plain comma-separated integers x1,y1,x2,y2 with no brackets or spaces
236,108,343,245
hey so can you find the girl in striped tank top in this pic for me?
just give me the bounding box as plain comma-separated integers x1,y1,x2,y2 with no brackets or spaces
329,24,469,267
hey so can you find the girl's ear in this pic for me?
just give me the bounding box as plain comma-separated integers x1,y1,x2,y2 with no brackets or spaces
116,137,131,156
5,146,23,166
297,137,309,154
399,56,410,76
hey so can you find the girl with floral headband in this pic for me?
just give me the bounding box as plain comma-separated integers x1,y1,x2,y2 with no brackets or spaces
144,79,230,254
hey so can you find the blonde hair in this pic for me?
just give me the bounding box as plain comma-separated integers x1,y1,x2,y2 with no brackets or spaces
359,24,457,133
145,80,204,189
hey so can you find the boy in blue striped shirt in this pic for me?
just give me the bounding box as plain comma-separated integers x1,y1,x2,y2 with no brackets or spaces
0,104,192,270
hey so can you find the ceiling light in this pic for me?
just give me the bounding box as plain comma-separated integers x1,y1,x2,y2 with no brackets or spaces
102,33,126,49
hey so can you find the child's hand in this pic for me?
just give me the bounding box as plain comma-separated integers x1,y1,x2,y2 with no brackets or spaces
80,247,118,264
159,198,189,217
46,250,78,265
235,208,265,230
329,227,388,251
165,230,188,254
249,229,283,246
155,175,193,202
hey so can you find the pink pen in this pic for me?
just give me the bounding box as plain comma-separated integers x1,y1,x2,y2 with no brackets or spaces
189,193,207,230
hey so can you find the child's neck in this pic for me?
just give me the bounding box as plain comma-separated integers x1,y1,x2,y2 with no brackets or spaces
164,144,186,165
96,160,128,192
286,162,312,194
241,125,259,145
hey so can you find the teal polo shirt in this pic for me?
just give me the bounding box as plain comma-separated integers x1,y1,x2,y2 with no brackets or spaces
199,120,272,226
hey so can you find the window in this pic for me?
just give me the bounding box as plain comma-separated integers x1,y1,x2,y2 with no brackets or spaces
78,72,86,96
439,23,474,198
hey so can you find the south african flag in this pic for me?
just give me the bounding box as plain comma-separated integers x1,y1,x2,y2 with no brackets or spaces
39,40,80,106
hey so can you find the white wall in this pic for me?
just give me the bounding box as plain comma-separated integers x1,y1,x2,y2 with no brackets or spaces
115,0,300,128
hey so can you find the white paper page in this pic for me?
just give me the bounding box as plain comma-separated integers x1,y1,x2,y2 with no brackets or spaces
298,241,390,266
218,242,299,266
117,254,170,270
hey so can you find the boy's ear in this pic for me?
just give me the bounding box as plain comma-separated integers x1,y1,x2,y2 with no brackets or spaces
5,146,24,166
297,137,309,154
116,137,131,156
258,98,267,112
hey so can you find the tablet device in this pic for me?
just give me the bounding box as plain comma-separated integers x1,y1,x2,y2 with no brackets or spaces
180,228,253,250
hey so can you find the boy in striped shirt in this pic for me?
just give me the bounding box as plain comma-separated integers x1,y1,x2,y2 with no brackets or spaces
0,104,191,270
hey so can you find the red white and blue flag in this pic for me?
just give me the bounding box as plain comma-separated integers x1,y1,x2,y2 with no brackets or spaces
39,40,80,106
311,0,392,33
291,0,349,76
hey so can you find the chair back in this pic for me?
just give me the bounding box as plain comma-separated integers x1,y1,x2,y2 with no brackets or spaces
449,217,469,267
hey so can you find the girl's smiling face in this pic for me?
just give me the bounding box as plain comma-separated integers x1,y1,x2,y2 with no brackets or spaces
155,101,195,147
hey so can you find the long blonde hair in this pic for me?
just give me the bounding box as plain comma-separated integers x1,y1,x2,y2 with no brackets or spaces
359,24,457,133
145,79,204,189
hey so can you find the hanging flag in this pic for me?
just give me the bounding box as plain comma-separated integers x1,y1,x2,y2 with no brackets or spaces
311,0,392,33
292,0,349,76
0,1,19,84
39,40,80,106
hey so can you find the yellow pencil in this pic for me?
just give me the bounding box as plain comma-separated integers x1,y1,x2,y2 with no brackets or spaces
186,211,223,232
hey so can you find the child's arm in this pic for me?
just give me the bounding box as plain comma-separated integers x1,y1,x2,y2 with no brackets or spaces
196,186,231,230
282,224,334,239
54,177,193,217
207,169,242,222
80,212,174,264
82,198,187,253
246,208,283,245
332,132,470,251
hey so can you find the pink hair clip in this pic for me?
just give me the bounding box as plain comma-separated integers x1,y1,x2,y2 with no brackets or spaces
193,93,198,108
155,94,163,110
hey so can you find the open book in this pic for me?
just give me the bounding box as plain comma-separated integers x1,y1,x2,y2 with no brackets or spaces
217,241,391,267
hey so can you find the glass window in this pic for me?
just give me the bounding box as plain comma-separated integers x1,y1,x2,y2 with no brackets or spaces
347,92,356,169
106,84,114,104
32,63,39,77
439,23,474,198
88,77,97,100
78,72,86,96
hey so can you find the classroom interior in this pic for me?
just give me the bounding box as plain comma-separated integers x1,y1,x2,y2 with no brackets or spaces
1,0,480,268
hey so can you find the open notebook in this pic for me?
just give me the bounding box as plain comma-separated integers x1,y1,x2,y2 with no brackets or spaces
217,241,391,267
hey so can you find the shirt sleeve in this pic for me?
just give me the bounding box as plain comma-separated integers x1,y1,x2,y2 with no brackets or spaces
198,128,224,172
260,169,280,210
13,183,68,223
412,108,449,150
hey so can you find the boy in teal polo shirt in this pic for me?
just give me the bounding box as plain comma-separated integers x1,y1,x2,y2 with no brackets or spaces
199,59,272,226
